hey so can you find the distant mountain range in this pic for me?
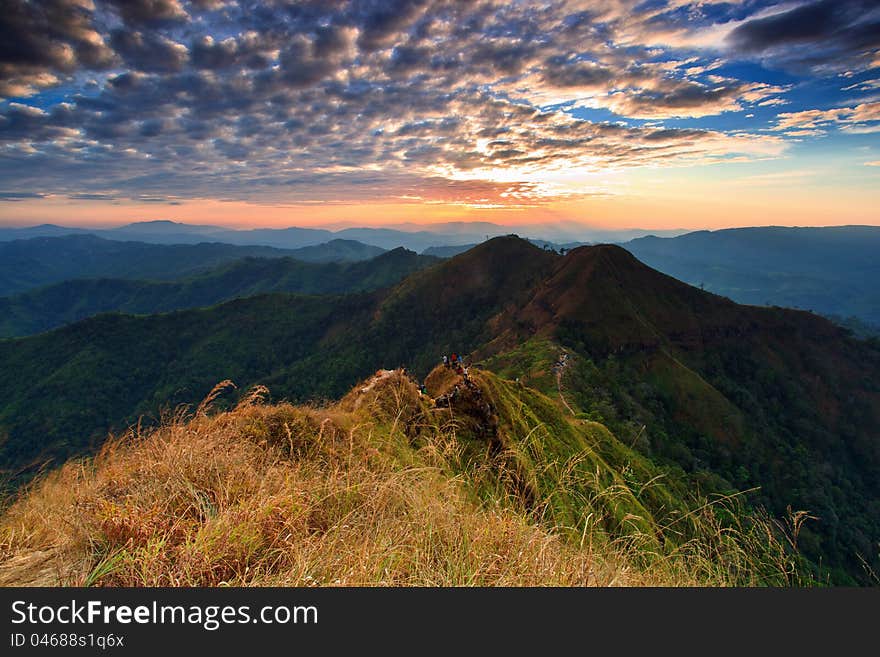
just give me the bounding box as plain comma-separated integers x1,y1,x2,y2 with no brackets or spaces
0,236,877,583
0,220,686,252
0,248,437,337
621,225,880,328
0,234,385,297
4,225,879,333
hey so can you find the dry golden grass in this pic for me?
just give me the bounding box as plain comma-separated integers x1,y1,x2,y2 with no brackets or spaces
0,372,800,587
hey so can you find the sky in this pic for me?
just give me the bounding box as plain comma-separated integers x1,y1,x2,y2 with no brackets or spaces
1,0,879,232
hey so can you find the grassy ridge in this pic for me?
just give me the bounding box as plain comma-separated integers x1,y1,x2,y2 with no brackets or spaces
0,370,800,586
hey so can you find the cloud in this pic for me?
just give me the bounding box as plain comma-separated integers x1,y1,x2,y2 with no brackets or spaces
0,0,114,97
102,0,189,27
355,0,430,52
110,30,188,73
771,101,880,135
842,78,880,92
0,191,47,201
726,0,880,73
541,59,616,90
0,0,858,207
190,33,274,70
67,192,118,200
601,78,785,119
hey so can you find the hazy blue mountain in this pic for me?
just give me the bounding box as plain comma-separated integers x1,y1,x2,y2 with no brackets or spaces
332,227,476,251
367,221,688,243
107,221,336,248
622,226,880,326
0,247,437,337
202,226,337,248
108,219,226,236
285,238,384,262
422,243,480,257
0,221,464,251
0,224,89,240
0,220,686,252
0,234,385,296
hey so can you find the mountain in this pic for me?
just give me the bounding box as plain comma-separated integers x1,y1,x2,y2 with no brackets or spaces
422,243,479,258
622,225,880,327
353,220,689,243
108,219,226,236
0,234,295,296
480,243,880,584
0,234,386,296
0,248,437,337
422,239,584,258
0,220,687,252
0,368,797,587
0,236,877,582
0,221,462,251
0,223,90,241
283,238,385,263
197,226,335,248
108,221,336,248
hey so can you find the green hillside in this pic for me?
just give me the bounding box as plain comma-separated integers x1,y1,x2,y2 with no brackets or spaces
0,248,437,337
0,236,877,583
0,234,388,297
488,244,880,584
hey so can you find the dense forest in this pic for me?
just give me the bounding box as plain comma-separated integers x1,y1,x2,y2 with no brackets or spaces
0,234,387,297
0,248,437,337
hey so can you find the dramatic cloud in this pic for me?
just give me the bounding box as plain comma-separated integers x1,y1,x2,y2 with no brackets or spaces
0,0,114,96
727,0,880,73
102,0,189,27
0,1,877,206
110,30,188,73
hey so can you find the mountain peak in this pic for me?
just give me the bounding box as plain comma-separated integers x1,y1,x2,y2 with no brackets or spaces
118,219,181,228
114,220,224,234
380,246,419,257
565,241,641,263
454,234,550,259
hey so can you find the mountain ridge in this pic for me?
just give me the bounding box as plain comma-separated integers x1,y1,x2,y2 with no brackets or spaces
0,247,437,337
0,235,877,582
622,225,880,326
0,220,687,252
0,234,389,297
0,367,797,587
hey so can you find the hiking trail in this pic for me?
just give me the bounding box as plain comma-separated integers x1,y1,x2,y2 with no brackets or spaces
552,351,576,417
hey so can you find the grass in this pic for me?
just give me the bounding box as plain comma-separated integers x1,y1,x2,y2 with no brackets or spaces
0,371,804,587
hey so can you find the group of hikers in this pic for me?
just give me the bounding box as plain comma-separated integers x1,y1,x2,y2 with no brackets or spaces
409,352,473,399
441,352,469,378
